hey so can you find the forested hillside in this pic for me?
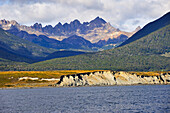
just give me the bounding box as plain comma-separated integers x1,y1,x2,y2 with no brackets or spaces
0,28,56,70
0,28,55,59
16,25,170,71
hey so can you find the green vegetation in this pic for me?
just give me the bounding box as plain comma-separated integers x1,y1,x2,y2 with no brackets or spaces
0,13,169,71
15,25,169,71
0,58,28,71
0,47,34,63
0,28,55,59
0,28,57,68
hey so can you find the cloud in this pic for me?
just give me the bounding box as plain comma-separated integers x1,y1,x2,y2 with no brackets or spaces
0,0,169,31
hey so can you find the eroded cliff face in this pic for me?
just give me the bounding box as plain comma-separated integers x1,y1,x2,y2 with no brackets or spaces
56,71,170,87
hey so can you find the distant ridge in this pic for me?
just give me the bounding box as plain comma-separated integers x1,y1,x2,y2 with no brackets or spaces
62,35,94,49
44,50,86,60
0,17,138,50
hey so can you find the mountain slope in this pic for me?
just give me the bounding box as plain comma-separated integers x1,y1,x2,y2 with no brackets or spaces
95,34,128,48
44,50,86,60
119,12,170,47
7,27,98,51
0,46,35,63
7,27,67,49
0,58,28,71
62,35,94,49
0,28,58,70
18,24,170,71
0,28,55,59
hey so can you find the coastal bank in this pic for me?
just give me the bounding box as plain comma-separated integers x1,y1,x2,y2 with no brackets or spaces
56,71,170,87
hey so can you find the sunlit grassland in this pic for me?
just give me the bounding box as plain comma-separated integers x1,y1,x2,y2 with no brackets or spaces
129,71,169,76
0,70,103,88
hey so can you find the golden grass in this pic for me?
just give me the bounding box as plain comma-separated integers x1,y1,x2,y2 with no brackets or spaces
129,71,169,76
0,70,102,88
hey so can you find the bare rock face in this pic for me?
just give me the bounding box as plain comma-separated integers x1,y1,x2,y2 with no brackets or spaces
0,18,140,50
56,71,170,87
0,18,138,43
135,26,141,32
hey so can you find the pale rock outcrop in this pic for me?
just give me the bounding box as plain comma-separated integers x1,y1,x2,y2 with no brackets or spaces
56,71,170,87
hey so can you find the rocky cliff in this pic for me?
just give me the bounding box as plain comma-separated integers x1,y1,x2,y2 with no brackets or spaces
56,71,170,87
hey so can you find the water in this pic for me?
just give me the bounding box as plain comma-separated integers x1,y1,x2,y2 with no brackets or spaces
0,85,169,113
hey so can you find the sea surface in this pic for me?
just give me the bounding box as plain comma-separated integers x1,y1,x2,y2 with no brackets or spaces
0,85,169,113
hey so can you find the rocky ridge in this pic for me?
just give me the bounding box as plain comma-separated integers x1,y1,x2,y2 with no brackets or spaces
0,17,140,43
56,71,170,87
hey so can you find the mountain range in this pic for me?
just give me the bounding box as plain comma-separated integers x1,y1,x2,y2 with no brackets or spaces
0,17,140,51
0,12,169,71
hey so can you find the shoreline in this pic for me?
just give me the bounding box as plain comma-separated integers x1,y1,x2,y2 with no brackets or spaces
1,83,169,90
1,70,169,89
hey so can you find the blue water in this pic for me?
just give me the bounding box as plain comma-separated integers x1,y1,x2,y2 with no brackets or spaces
0,85,169,113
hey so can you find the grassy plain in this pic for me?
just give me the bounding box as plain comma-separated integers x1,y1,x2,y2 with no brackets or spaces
129,72,164,76
0,70,102,88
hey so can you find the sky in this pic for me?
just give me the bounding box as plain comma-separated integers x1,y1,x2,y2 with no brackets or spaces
0,0,169,32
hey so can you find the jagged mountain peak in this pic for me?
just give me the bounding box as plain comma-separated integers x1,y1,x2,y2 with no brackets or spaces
71,19,81,24
58,22,62,25
0,19,20,30
54,22,63,29
70,19,81,28
90,16,106,24
32,23,42,28
135,26,141,32
83,22,89,25
0,17,137,49
0,19,18,26
44,25,53,28
0,19,10,24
